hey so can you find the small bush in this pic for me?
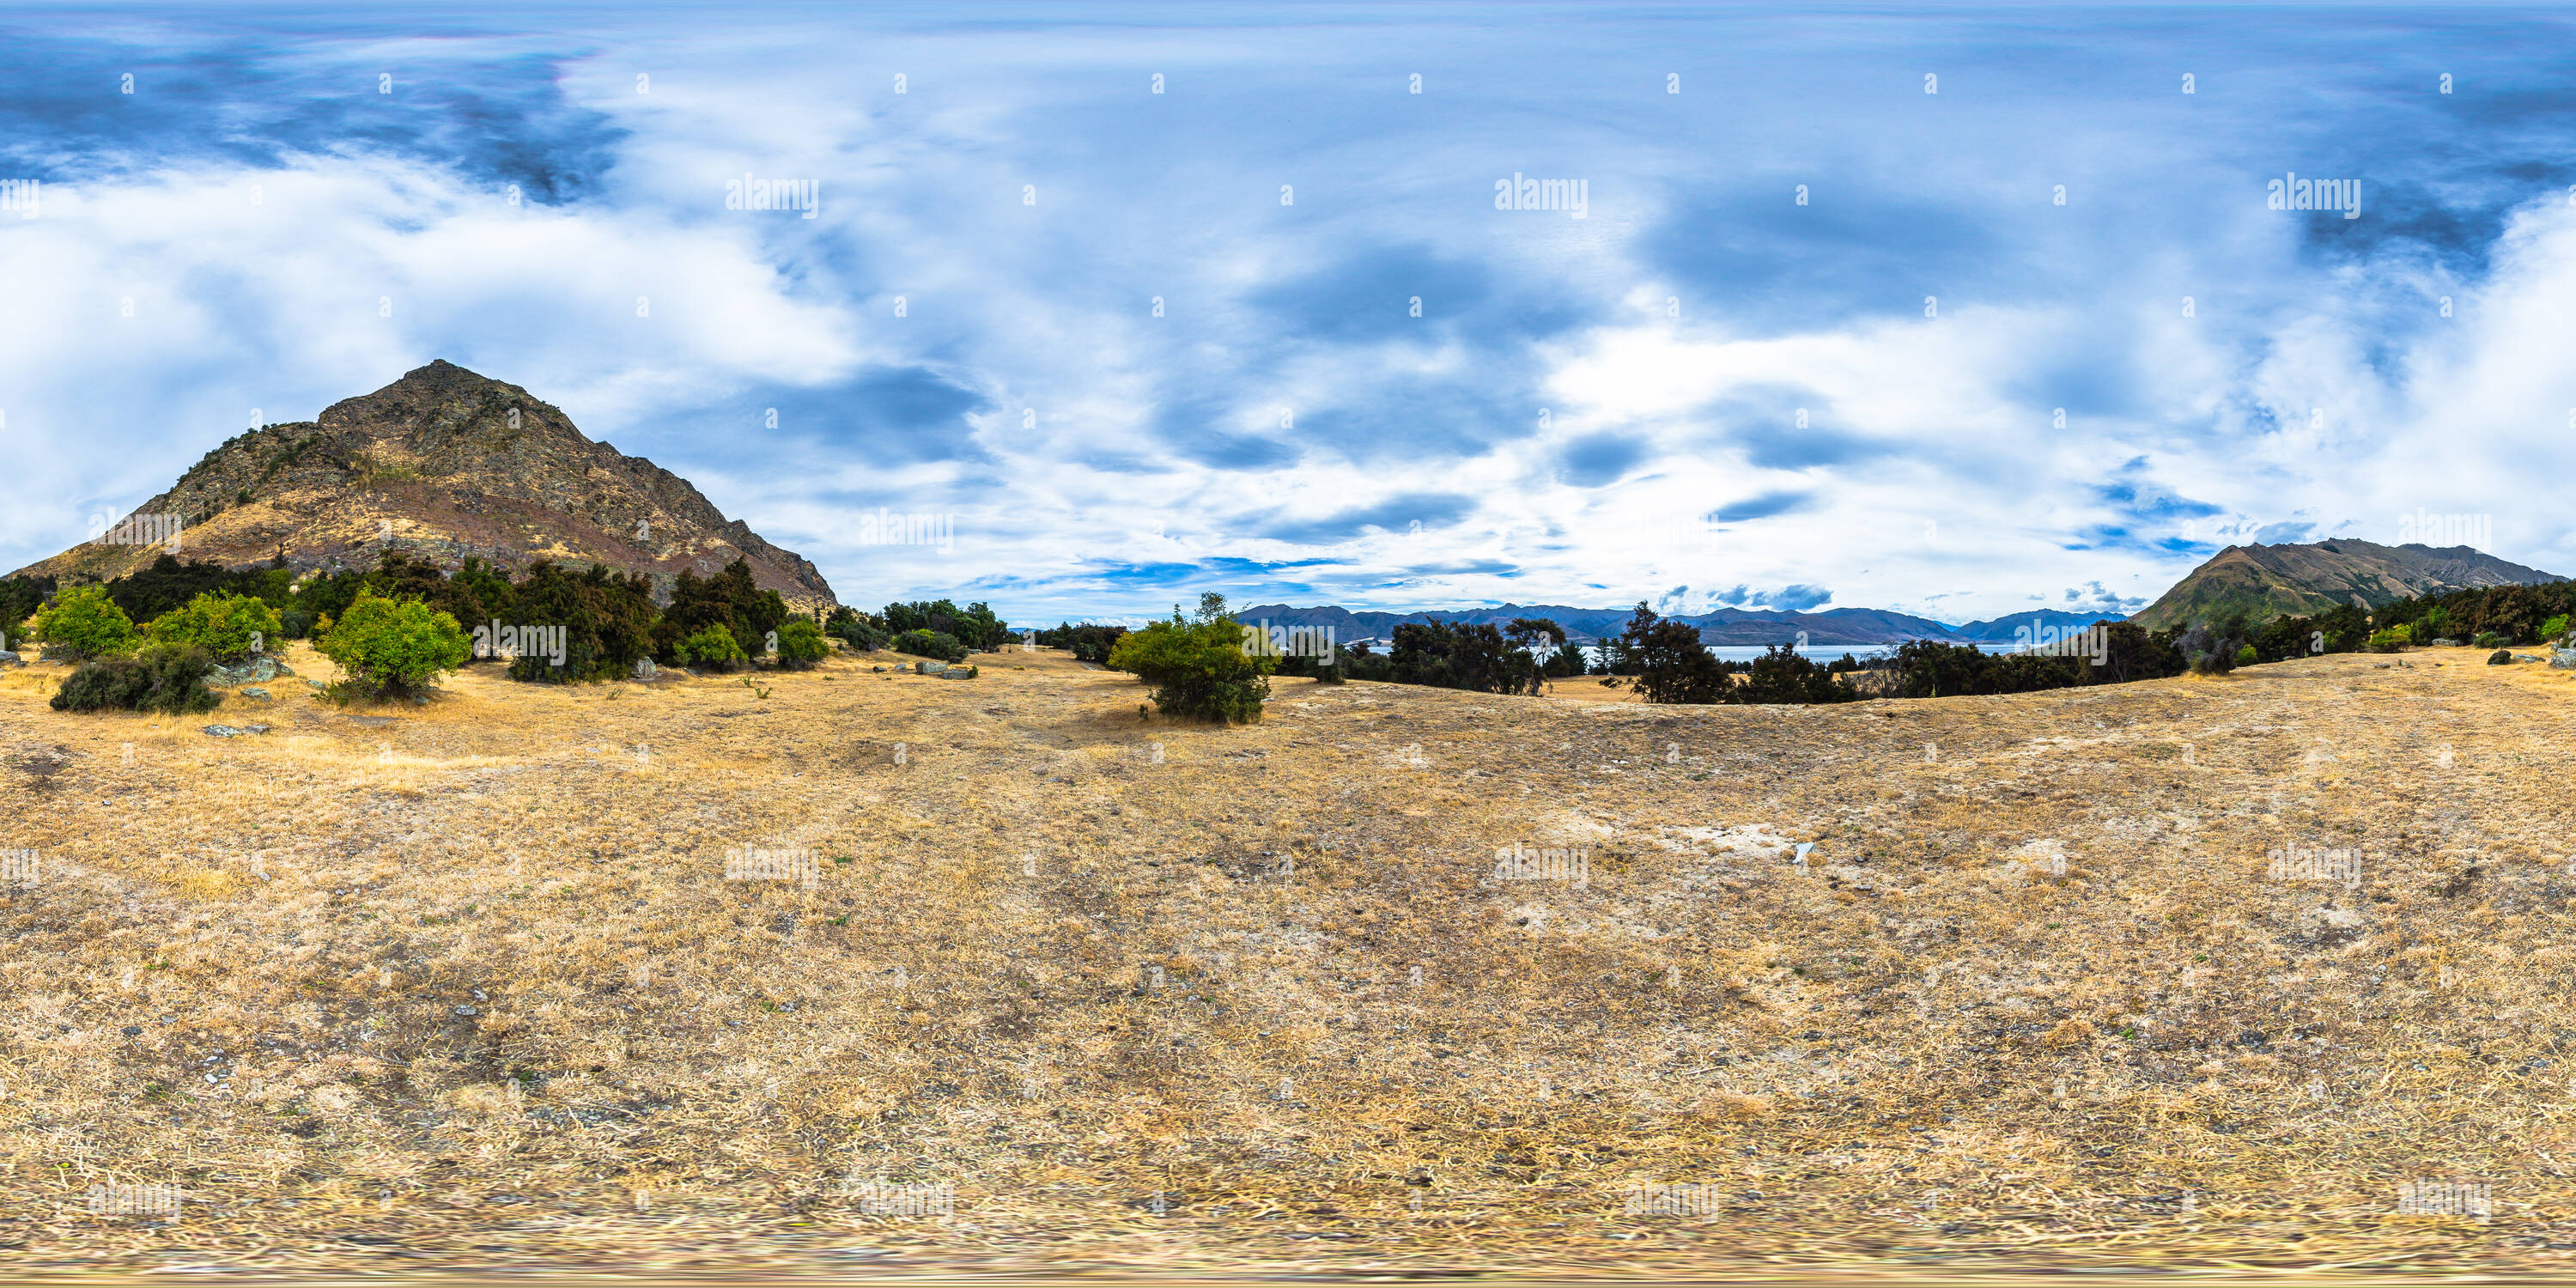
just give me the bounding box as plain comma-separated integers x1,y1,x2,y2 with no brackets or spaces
2541,613,2570,644
31,585,137,660
1108,598,1273,723
892,629,969,663
773,618,829,669
674,623,749,671
314,592,471,700
2471,630,2503,650
52,644,222,714
2233,644,2257,667
146,591,283,661
2366,626,2409,653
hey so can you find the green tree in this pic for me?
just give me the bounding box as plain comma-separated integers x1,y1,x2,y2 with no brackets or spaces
674,623,750,671
146,591,283,661
31,585,138,660
314,592,471,700
1109,596,1273,722
774,618,830,669
1618,605,1729,704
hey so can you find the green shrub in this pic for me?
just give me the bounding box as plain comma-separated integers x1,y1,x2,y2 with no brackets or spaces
674,623,749,671
892,629,969,663
2471,631,2503,650
823,606,890,652
773,618,829,669
1108,596,1273,723
2543,613,2570,644
146,591,283,661
31,585,138,660
2233,644,2257,667
314,592,471,700
51,644,222,714
2366,626,2409,653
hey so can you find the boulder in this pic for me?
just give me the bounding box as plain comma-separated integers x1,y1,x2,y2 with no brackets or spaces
938,668,973,679
2488,650,2512,665
206,654,293,687
632,658,658,681
240,687,272,699
917,662,949,675
0,650,20,667
306,678,329,690
2554,648,2576,670
2429,637,2462,648
201,724,272,738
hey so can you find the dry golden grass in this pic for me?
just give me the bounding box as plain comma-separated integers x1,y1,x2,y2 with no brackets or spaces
2,641,2574,1277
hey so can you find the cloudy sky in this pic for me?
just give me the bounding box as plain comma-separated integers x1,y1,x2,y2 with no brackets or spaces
3,3,2573,626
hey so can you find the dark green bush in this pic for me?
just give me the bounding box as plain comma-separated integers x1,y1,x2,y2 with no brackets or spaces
892,629,969,663
823,606,890,652
52,644,223,714
1037,622,1130,663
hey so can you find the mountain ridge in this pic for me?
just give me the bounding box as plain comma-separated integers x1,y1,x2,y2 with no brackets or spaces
1230,602,2124,647
9,361,838,609
2129,539,2564,629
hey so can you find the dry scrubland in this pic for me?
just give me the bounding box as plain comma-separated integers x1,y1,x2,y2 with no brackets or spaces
2,643,2575,1278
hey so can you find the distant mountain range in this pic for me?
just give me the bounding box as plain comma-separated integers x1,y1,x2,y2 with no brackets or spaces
1232,539,2570,649
2129,540,2564,629
1232,602,2123,648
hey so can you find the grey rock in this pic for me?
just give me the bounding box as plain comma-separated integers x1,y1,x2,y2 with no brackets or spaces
307,678,329,690
240,687,272,699
2553,648,2576,670
206,655,289,687
201,724,272,738
632,658,658,681
938,668,973,679
917,661,949,674
2428,637,2462,648
0,650,19,666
